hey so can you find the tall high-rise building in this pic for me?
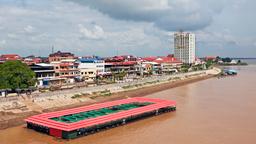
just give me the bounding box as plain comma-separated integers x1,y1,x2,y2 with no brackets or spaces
174,32,196,64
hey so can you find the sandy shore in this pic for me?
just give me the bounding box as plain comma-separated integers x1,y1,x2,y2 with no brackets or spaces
0,68,220,129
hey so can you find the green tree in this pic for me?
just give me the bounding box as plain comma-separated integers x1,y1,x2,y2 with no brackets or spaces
222,57,232,63
216,56,221,60
111,70,127,81
0,61,36,90
180,64,190,73
206,60,213,68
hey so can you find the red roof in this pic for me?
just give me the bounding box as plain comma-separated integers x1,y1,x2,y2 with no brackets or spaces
1,54,20,57
105,55,137,63
205,56,216,60
142,55,182,64
25,97,176,131
110,61,137,66
142,56,157,62
0,54,22,61
113,56,125,61
153,57,182,64
24,58,42,65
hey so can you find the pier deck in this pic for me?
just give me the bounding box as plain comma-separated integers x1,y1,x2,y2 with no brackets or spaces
25,97,176,139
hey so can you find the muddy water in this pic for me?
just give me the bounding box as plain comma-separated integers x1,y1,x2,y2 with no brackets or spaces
1,66,256,144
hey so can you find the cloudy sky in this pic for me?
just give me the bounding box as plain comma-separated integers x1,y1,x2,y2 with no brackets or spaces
0,0,255,57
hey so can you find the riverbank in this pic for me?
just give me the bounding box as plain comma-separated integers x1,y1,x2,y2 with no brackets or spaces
217,63,248,66
0,68,221,130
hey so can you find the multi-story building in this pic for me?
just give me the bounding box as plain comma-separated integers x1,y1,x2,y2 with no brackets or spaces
105,61,138,75
48,51,75,63
30,63,55,79
24,55,42,65
78,57,105,75
30,63,55,86
79,69,97,82
157,57,182,74
141,57,162,75
142,55,182,74
77,57,105,82
104,55,139,75
51,59,79,83
174,32,196,64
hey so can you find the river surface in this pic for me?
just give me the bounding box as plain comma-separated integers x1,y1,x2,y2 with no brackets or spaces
0,65,256,144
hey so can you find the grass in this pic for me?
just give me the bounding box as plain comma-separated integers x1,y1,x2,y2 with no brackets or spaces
71,94,82,99
71,93,90,99
100,89,111,97
122,80,162,90
122,85,135,89
89,89,112,99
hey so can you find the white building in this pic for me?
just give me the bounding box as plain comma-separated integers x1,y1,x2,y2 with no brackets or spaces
80,69,97,82
78,58,105,75
174,32,196,64
230,60,237,64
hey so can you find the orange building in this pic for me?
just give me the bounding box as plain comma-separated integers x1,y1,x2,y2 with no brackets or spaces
51,59,79,82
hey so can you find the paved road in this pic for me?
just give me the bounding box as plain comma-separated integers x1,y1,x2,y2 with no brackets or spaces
32,70,209,99
0,69,217,102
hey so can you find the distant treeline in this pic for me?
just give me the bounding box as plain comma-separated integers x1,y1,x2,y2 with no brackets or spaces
216,56,248,66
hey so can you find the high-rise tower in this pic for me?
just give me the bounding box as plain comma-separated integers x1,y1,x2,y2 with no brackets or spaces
174,32,196,64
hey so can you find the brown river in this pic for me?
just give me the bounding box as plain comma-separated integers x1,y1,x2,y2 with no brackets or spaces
0,65,256,144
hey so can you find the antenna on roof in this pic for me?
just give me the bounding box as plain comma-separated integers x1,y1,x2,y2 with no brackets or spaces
51,45,54,54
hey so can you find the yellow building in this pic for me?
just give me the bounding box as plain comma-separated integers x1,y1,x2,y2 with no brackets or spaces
80,69,97,82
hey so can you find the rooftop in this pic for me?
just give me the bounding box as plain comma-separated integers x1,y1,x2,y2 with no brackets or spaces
79,58,104,63
25,97,176,131
49,51,74,57
36,63,54,67
0,54,22,60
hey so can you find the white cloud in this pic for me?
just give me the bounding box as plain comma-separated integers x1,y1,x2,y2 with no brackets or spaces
24,25,35,33
0,40,6,46
0,0,255,57
232,0,246,9
7,33,18,39
68,0,229,31
78,24,105,39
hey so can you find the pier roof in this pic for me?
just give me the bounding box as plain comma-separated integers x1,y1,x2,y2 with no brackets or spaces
25,97,176,131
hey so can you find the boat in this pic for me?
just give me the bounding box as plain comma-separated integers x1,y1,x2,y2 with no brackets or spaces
224,69,238,75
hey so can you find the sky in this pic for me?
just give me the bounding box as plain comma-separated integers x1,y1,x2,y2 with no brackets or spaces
0,0,255,57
